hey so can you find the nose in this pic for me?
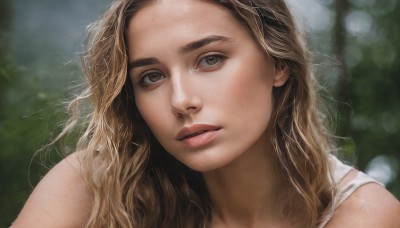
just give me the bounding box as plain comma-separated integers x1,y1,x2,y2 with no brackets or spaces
170,74,202,117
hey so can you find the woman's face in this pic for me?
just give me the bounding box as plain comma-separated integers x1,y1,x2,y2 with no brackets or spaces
127,0,288,172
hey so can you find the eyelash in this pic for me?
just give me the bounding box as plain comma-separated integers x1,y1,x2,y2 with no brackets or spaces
137,51,227,88
138,71,165,88
195,52,226,69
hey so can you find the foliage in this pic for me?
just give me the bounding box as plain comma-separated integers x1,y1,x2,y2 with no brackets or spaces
345,0,400,198
0,0,399,226
0,41,66,227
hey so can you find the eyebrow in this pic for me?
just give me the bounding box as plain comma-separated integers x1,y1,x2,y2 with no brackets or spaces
128,35,231,70
128,57,160,71
178,35,231,54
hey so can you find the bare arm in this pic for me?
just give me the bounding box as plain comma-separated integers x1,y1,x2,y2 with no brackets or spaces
11,153,92,228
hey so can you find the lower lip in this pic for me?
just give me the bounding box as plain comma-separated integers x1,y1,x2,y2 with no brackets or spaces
180,129,220,148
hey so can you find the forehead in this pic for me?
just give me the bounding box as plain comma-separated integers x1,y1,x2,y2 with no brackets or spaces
130,0,234,26
126,0,250,58
128,0,238,33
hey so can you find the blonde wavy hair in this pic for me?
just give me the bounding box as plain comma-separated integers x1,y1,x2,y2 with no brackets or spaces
59,0,337,227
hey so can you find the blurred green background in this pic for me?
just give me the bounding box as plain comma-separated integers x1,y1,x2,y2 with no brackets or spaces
0,0,399,226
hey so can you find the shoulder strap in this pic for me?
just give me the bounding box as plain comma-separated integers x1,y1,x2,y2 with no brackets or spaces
318,155,383,227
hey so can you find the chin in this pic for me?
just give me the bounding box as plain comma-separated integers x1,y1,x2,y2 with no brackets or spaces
181,155,236,173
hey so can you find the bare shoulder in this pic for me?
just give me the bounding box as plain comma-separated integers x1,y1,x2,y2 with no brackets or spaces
326,182,400,228
11,152,92,228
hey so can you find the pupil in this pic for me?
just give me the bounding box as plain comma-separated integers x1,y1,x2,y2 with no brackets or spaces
149,74,160,82
206,56,218,65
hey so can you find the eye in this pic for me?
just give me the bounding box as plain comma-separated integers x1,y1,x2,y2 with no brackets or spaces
139,71,165,87
196,52,226,69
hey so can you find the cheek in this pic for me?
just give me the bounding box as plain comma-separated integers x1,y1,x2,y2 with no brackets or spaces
134,91,169,135
217,58,274,116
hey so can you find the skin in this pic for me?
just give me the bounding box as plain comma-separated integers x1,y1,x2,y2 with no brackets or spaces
127,0,290,226
12,0,400,227
127,0,287,172
11,153,93,228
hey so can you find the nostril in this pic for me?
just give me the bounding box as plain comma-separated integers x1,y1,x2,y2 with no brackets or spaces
186,106,198,113
172,104,201,117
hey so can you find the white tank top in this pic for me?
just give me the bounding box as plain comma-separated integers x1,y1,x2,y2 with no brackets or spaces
318,155,383,227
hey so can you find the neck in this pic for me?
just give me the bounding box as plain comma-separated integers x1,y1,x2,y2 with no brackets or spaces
202,133,289,227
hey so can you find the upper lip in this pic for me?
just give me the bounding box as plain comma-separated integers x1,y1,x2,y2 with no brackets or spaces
176,124,221,141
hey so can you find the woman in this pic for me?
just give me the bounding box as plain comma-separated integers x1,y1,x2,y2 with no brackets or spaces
12,0,400,227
